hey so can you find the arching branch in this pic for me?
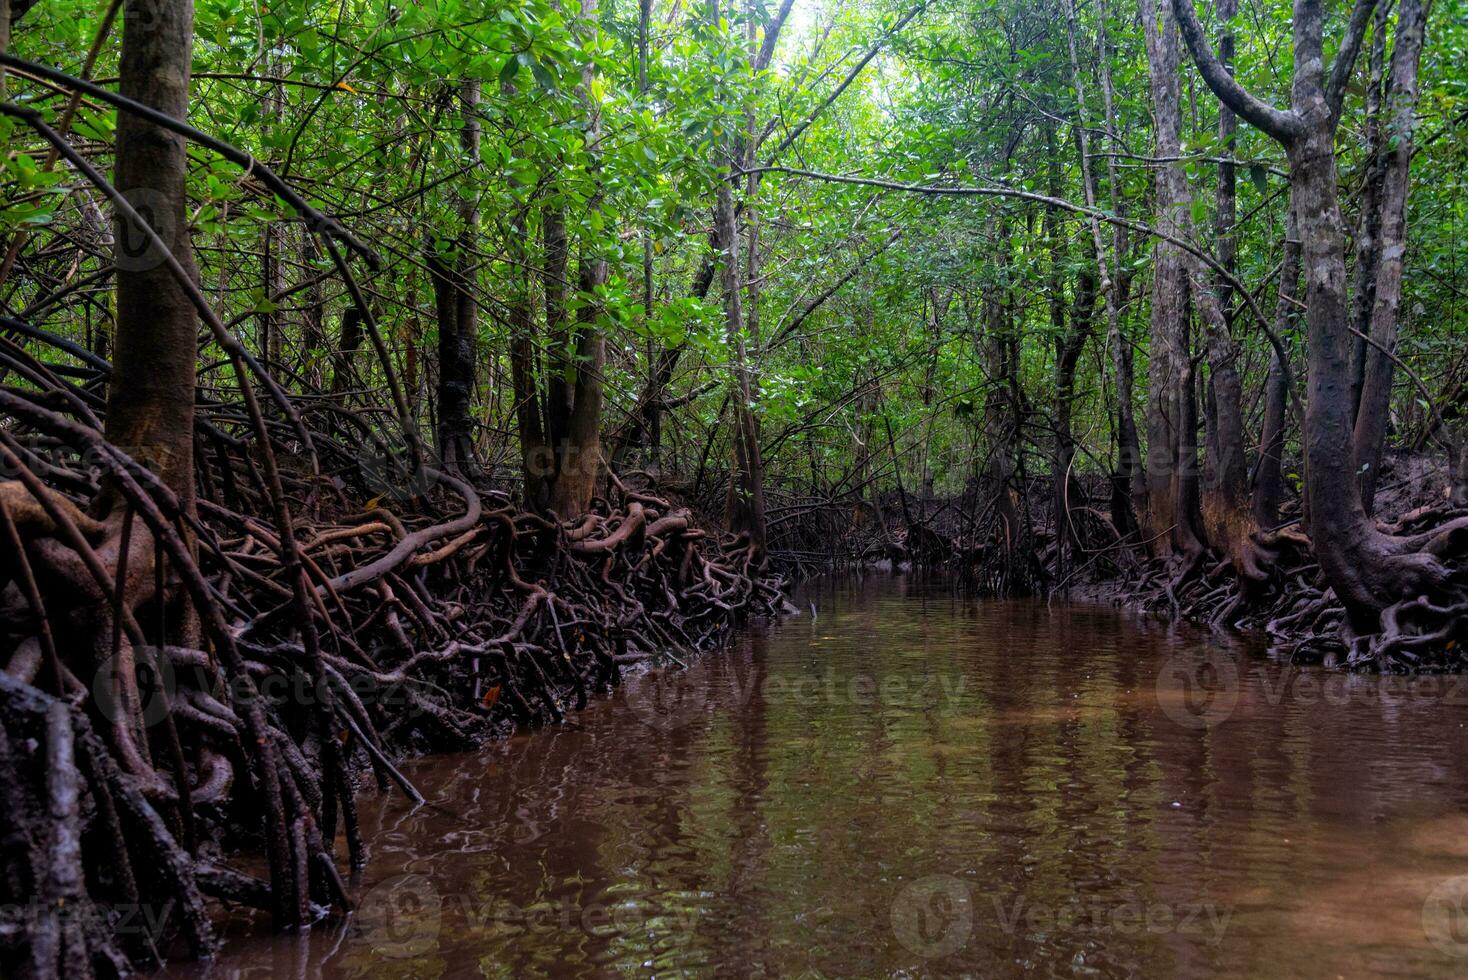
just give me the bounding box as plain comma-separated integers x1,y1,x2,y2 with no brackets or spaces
1171,0,1302,141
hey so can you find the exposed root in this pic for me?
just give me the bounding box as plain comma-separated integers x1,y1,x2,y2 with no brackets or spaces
0,354,785,975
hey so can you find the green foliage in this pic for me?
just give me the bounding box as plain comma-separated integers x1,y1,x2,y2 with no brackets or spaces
2,0,1465,502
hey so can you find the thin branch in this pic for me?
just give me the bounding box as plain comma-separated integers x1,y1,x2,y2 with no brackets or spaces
741,164,1306,421
0,53,380,268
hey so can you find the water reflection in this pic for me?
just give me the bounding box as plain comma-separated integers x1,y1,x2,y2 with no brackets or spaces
167,573,1468,978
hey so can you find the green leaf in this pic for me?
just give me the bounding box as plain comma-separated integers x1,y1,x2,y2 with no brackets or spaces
1249,164,1268,196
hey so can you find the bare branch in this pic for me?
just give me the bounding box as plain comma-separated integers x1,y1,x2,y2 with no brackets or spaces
763,0,929,161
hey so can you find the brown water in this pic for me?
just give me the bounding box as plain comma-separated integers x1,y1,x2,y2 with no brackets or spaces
168,574,1468,978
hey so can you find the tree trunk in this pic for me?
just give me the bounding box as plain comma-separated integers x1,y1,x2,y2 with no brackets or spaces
508,214,549,508
1075,0,1144,538
1253,204,1300,526
329,305,362,400
542,205,573,459
1193,0,1269,582
716,164,768,558
549,0,607,516
1141,0,1202,559
980,237,1021,557
429,80,480,476
259,48,286,372
1353,0,1431,513
106,0,198,511
1347,2,1391,421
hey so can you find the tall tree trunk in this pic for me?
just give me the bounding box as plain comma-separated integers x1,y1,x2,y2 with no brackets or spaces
717,161,768,558
107,0,198,510
260,46,286,372
712,0,769,560
542,205,573,458
300,236,326,391
1045,121,1091,560
980,230,1021,558
549,0,608,516
1353,0,1432,513
1192,0,1269,583
1347,2,1391,420
1069,0,1143,539
505,117,550,508
429,80,480,476
1253,203,1300,526
329,305,362,400
1141,0,1203,559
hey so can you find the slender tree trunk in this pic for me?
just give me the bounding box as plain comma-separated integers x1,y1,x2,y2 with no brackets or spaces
1044,121,1090,559
549,0,608,516
1353,0,1432,512
711,0,769,559
329,305,362,400
980,232,1021,556
717,162,768,557
1253,204,1300,526
509,210,549,507
630,0,659,476
300,236,325,391
1055,268,1096,559
107,0,198,510
1141,0,1202,559
1069,0,1143,539
1347,2,1391,420
260,47,286,372
1451,435,1468,507
1190,0,1269,582
429,80,480,475
542,205,572,458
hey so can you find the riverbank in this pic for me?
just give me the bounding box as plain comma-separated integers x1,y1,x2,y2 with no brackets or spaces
817,452,1468,673
0,470,788,976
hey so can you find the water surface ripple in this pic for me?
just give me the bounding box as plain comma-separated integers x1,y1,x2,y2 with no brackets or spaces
170,574,1468,978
